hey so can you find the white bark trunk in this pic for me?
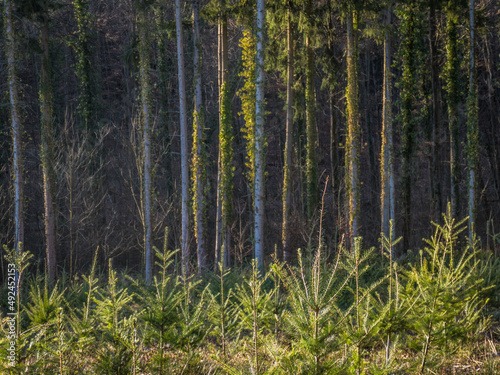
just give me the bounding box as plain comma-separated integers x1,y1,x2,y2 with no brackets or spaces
5,0,24,255
254,0,265,273
176,0,189,278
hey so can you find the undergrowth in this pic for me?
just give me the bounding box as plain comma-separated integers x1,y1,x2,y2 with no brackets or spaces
1,209,500,374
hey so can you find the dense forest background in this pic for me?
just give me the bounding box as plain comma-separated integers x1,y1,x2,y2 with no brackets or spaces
1,0,500,279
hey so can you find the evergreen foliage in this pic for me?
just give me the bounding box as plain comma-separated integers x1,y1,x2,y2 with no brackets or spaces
1,215,499,373
273,246,353,374
404,205,488,372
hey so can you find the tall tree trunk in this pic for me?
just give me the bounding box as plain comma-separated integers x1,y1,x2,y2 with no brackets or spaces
305,0,317,220
40,20,57,280
192,0,207,275
429,1,442,222
445,3,460,218
467,0,478,238
5,0,23,255
73,0,98,131
175,0,189,278
346,8,360,245
215,19,223,267
380,7,394,246
484,35,500,201
282,7,293,263
138,8,153,283
254,0,265,272
154,6,173,195
215,9,232,269
400,4,416,251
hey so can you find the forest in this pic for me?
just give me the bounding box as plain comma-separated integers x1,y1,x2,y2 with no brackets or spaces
2,0,500,373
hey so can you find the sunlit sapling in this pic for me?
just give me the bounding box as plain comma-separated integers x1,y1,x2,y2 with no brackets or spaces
404,205,487,373
67,246,99,367
23,277,66,372
174,277,210,368
93,259,135,375
340,238,388,375
208,245,238,361
377,220,407,368
273,244,355,375
132,235,183,374
232,260,276,374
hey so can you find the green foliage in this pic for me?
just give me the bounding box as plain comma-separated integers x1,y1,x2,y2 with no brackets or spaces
340,239,388,374
2,212,499,373
233,260,275,374
91,260,136,375
238,29,257,196
71,0,100,131
403,205,488,372
273,247,353,374
220,81,234,224
207,257,239,360
133,245,182,372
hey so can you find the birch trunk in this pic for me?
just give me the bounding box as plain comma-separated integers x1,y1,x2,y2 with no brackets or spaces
254,0,265,272
40,20,57,280
380,7,394,246
192,0,206,275
176,0,189,278
346,9,360,244
282,8,293,263
139,9,153,283
5,0,24,255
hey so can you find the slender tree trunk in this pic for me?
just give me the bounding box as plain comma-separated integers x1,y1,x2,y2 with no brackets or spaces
175,0,189,278
305,0,317,220
154,6,173,195
484,36,500,200
381,7,394,246
429,1,442,222
282,7,293,263
215,19,223,267
40,20,57,280
138,9,153,283
329,93,338,223
400,5,416,251
192,0,206,275
5,0,23,255
215,9,232,269
73,0,98,131
254,0,265,272
445,3,460,218
346,9,360,245
467,0,478,238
